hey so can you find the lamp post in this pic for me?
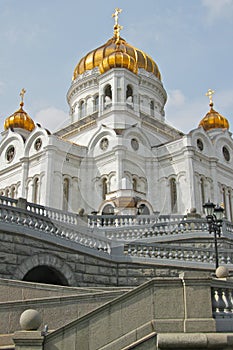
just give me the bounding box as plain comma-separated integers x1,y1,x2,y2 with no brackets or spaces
203,201,224,269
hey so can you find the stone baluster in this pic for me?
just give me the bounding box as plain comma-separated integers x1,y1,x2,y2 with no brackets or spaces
220,254,226,264
212,288,226,317
222,290,232,313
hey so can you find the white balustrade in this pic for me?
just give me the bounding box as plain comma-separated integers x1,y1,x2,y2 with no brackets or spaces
1,195,233,266
124,243,233,265
0,205,111,255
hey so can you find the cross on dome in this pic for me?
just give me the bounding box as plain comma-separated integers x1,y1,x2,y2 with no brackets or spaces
112,8,122,27
112,8,123,43
205,89,215,106
20,88,26,105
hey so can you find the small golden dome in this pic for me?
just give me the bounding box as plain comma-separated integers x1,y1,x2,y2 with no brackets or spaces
99,48,138,75
73,36,161,80
199,103,229,131
4,89,35,132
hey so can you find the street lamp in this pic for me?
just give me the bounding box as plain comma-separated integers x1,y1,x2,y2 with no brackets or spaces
203,201,224,269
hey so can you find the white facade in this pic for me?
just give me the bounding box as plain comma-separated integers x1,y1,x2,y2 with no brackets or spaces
0,34,233,220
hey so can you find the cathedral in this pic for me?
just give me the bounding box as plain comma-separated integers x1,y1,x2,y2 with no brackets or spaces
1,9,233,349
0,9,232,221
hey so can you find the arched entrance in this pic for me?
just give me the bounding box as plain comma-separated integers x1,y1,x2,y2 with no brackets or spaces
137,204,150,215
102,204,115,215
23,265,68,286
14,253,76,286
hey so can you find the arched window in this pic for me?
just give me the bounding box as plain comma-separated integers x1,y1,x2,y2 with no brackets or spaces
94,95,99,112
86,97,92,116
79,100,85,118
104,85,112,108
63,178,69,211
150,100,154,116
11,186,16,199
5,188,9,197
102,204,114,215
102,178,108,200
132,178,137,191
170,178,177,213
126,85,133,106
33,177,39,204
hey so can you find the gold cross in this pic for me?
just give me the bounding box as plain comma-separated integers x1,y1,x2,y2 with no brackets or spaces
20,88,26,103
205,89,215,105
112,8,122,26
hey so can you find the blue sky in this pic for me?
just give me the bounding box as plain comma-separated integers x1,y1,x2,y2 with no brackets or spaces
0,0,233,133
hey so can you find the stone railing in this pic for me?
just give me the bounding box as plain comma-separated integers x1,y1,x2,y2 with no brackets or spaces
124,242,233,265
1,195,233,266
88,214,185,228
0,203,111,255
224,221,233,235
0,195,17,207
0,195,80,225
104,218,209,240
211,279,233,331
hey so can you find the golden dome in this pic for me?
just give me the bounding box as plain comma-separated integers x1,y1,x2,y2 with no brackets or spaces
99,48,138,75
73,36,161,80
4,89,35,132
199,103,229,131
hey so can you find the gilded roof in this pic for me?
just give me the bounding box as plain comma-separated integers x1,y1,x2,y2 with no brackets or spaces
73,36,161,80
199,103,229,131
4,90,35,133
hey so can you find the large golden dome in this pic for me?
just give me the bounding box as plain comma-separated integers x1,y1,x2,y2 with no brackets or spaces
73,36,161,80
4,89,35,132
73,9,161,80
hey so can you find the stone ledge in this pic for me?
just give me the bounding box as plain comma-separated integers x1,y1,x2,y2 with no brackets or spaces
157,333,233,349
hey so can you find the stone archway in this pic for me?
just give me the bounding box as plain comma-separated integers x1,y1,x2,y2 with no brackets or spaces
14,253,76,286
23,265,68,286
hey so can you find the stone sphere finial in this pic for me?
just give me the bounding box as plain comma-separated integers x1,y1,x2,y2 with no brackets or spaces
20,309,42,330
215,266,229,279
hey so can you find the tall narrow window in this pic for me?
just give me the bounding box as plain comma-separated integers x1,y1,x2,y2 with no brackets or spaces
102,178,108,200
223,187,227,219
150,100,154,116
228,190,233,222
170,178,177,213
33,177,39,204
63,178,69,211
79,101,85,118
104,85,112,107
200,178,205,210
94,95,99,112
11,186,16,199
132,178,137,191
126,85,133,106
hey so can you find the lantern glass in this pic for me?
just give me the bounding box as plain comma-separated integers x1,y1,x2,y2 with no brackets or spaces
214,205,224,221
203,201,215,217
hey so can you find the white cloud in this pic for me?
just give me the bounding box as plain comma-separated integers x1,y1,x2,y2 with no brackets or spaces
167,89,186,107
202,0,233,22
35,107,70,132
165,94,205,133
